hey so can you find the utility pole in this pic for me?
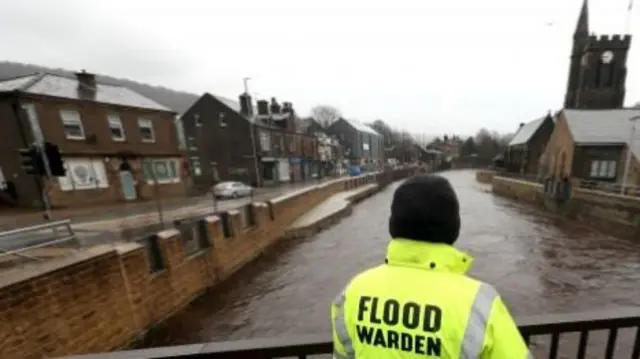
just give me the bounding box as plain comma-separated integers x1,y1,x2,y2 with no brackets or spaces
621,116,639,194
245,77,262,188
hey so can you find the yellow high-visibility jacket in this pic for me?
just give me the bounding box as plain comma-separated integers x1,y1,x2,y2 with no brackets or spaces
331,239,531,358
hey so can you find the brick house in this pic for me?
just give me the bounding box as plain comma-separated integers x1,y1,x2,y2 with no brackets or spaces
327,118,383,166
180,92,260,192
253,98,319,183
299,117,346,177
505,113,555,175
0,71,186,209
540,109,640,186
181,93,319,190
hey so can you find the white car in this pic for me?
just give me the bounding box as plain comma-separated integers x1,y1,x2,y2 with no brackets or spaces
213,181,254,199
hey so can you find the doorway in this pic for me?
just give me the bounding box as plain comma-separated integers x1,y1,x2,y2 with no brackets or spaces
119,160,137,201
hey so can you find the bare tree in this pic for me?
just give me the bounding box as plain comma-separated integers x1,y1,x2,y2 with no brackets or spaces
311,105,341,128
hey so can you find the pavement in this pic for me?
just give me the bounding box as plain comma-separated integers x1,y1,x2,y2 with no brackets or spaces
289,184,378,229
0,178,337,258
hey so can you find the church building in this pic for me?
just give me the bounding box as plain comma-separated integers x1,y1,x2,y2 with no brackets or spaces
539,0,640,190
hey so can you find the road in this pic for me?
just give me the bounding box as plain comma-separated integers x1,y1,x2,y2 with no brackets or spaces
136,170,640,358
0,179,331,254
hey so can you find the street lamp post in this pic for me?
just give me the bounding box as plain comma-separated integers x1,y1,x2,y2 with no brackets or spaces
244,77,262,188
621,115,640,195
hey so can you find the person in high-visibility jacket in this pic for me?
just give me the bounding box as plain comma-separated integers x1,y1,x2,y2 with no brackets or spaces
331,174,531,358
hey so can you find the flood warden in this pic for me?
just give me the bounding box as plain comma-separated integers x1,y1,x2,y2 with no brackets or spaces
331,174,531,358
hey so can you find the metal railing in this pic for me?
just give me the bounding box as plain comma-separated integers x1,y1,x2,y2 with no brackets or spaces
62,307,640,359
0,219,79,261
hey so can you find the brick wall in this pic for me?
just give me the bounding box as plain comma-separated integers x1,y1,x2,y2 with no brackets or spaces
0,167,419,359
46,156,188,208
491,175,640,240
475,170,495,184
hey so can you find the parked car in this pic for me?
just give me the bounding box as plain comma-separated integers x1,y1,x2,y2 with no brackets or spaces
212,181,254,199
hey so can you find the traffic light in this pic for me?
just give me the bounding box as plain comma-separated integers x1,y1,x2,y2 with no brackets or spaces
44,142,66,176
19,146,44,176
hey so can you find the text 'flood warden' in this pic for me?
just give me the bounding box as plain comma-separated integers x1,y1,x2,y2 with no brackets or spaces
357,296,443,356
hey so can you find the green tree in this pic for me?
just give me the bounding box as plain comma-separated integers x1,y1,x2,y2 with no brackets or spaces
460,136,477,157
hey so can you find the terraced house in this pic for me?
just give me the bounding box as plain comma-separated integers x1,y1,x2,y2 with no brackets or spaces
253,98,320,183
181,93,319,190
0,70,187,208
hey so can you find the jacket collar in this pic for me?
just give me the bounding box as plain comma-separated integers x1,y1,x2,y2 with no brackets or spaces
386,238,473,274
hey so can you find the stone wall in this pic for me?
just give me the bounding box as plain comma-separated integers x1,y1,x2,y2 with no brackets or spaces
475,170,495,184
0,167,418,359
491,175,640,240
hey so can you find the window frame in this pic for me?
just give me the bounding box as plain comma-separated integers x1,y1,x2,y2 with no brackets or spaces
59,109,86,140
143,158,181,184
107,114,126,141
138,118,155,143
589,159,617,180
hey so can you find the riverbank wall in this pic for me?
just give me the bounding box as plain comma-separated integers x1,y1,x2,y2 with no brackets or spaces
475,170,495,184
477,170,640,241
0,167,418,359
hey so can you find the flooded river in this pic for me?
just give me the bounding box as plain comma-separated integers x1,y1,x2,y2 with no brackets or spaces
138,170,640,357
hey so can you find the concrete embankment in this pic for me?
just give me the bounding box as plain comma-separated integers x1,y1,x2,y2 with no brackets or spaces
284,183,379,239
0,167,418,359
476,170,640,241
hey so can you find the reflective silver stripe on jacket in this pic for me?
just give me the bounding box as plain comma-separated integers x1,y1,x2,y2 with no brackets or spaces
332,291,355,358
460,283,499,358
333,351,354,359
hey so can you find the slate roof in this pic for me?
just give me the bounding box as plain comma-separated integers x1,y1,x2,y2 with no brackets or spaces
0,73,173,112
343,118,380,136
0,61,201,115
508,116,547,146
563,108,640,159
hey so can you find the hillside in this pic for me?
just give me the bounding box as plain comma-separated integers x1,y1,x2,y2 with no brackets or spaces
0,61,201,114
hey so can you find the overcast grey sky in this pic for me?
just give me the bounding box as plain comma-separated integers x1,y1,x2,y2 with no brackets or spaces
1,0,638,136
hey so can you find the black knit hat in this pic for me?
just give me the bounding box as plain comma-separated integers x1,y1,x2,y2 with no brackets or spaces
389,174,461,245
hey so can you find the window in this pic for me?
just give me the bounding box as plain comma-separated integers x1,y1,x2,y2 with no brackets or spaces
259,131,271,151
60,110,85,140
0,166,6,190
189,157,202,176
107,114,125,141
138,118,155,142
57,158,109,191
219,112,227,127
143,158,181,184
589,160,617,179
194,113,202,127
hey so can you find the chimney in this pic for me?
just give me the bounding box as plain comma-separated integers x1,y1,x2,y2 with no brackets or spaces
282,101,294,114
239,92,253,117
519,122,525,128
75,70,96,98
270,97,281,114
257,100,269,115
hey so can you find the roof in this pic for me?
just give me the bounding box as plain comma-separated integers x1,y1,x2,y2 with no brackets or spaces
508,116,548,146
0,73,173,112
563,108,640,159
0,61,199,114
213,95,245,114
342,118,380,136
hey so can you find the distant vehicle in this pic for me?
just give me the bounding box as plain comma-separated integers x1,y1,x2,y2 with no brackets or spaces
348,165,362,176
212,181,254,199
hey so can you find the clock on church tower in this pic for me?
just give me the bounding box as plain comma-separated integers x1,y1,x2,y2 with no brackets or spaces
601,50,614,64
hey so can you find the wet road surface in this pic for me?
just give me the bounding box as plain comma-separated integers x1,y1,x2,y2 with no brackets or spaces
138,170,640,357
0,180,331,251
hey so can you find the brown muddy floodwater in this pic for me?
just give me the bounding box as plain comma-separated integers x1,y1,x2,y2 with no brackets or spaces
138,170,640,358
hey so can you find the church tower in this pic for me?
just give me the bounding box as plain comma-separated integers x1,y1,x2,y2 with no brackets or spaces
563,0,632,109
